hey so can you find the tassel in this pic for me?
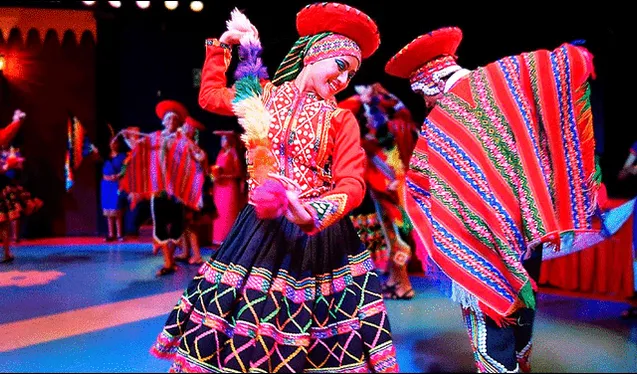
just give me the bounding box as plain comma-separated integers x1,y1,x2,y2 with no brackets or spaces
517,281,536,310
579,46,596,80
252,179,288,219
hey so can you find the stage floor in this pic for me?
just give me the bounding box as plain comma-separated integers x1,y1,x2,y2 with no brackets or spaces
0,238,635,372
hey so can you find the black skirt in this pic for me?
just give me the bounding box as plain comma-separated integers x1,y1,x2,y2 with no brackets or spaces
151,204,399,373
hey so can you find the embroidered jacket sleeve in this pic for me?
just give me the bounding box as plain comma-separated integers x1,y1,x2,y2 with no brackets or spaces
300,109,366,235
198,39,236,116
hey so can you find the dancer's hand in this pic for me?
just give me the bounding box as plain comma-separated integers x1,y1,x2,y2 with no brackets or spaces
224,8,259,45
284,190,313,227
13,109,26,122
219,30,242,45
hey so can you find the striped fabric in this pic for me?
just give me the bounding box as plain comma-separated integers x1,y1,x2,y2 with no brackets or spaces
65,116,96,191
406,43,602,323
271,32,332,86
119,131,205,211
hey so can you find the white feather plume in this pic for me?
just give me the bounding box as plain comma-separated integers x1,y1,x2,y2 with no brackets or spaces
226,8,260,47
233,96,272,144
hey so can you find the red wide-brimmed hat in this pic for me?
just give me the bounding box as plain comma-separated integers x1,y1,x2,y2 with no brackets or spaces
155,100,189,122
385,27,463,79
212,130,241,139
184,116,205,131
296,2,380,59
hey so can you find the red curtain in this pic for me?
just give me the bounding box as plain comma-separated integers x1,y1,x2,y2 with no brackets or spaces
539,198,635,300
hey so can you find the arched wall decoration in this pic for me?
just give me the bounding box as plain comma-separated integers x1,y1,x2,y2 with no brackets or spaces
0,8,96,44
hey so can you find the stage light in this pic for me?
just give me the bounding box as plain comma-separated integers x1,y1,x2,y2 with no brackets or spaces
165,1,179,10
82,1,96,5
190,1,203,12
0,55,6,72
108,1,122,8
136,1,151,9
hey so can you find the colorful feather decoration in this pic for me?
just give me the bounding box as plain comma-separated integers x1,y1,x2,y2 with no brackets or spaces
227,9,276,185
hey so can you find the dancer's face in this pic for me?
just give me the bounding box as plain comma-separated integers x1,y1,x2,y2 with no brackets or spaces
162,112,181,133
304,55,359,100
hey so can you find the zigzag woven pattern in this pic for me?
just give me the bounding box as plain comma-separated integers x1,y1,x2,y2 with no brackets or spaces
151,206,398,373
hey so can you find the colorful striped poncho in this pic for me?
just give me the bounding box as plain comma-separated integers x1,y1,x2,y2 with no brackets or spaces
119,131,205,211
405,43,603,323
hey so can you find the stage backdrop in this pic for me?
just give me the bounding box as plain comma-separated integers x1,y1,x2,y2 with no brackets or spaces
0,8,97,237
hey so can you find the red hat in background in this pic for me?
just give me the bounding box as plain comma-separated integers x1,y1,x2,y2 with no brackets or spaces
213,130,240,147
385,27,463,79
212,130,240,137
155,100,189,122
184,116,205,131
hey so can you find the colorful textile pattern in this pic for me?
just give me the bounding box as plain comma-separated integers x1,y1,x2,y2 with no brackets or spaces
350,203,388,271
406,43,601,322
151,205,399,373
65,116,96,191
305,193,349,234
365,149,414,267
462,306,533,373
295,2,380,60
158,6,396,371
385,27,463,80
273,2,380,86
409,55,461,97
304,34,362,66
272,32,332,86
198,38,366,238
342,91,417,270
239,81,366,236
0,148,43,223
0,179,43,223
119,131,205,211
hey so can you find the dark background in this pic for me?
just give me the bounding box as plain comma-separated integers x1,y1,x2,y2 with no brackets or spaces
0,1,634,237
